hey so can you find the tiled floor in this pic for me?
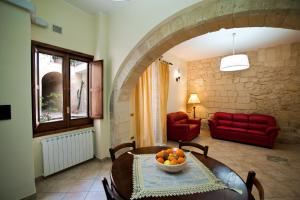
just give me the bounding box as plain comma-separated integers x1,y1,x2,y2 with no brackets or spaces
35,159,111,200
36,129,300,200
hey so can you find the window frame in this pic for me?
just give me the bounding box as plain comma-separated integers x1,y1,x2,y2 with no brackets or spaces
31,41,94,137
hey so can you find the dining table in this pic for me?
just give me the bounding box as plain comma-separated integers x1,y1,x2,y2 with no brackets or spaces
110,146,249,200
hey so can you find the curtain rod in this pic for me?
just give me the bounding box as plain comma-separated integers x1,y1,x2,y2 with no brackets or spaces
158,57,173,66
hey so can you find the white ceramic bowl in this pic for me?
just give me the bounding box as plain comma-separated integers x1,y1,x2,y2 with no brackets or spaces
156,160,187,173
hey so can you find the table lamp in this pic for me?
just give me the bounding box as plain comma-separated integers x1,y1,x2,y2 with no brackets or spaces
188,94,200,118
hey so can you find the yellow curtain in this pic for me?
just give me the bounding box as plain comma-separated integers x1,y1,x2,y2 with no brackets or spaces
132,60,169,147
133,65,154,147
158,62,169,144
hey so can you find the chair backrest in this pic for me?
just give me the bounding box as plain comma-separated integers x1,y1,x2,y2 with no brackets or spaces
178,141,209,156
109,141,136,161
167,112,189,125
246,171,264,200
102,178,124,200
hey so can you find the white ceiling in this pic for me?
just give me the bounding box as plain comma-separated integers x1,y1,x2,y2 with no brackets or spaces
64,0,129,14
166,27,300,61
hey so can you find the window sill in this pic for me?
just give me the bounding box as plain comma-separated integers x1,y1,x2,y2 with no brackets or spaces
33,124,94,138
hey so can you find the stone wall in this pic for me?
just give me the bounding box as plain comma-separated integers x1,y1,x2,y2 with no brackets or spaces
187,43,300,143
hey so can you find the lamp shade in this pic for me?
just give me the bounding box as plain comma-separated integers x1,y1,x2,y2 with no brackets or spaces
188,94,200,104
220,54,250,71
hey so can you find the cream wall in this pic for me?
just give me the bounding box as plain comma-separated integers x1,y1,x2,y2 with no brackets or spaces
31,0,110,177
0,2,36,199
93,12,111,161
31,0,96,55
163,52,187,113
108,0,201,83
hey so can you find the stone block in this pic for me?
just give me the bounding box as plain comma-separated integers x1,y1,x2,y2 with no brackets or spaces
235,83,245,90
265,10,288,27
266,48,277,61
257,49,266,62
282,11,300,29
248,11,265,27
237,97,251,104
240,78,248,83
233,12,249,27
215,0,234,17
233,78,240,83
281,44,291,60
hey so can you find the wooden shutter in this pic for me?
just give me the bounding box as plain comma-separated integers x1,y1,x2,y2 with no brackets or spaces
89,60,103,119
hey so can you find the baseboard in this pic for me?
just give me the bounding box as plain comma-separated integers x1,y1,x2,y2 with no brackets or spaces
35,176,43,182
95,156,110,161
21,193,36,200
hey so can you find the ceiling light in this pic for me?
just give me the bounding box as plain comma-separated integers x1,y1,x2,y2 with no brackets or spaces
220,33,250,72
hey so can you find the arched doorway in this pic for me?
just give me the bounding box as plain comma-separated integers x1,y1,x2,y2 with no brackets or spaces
110,0,300,145
41,72,63,121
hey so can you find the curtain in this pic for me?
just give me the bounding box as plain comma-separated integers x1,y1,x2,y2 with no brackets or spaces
133,63,155,147
132,60,169,147
158,62,169,144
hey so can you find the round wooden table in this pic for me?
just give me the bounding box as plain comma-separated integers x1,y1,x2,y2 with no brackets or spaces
111,146,249,200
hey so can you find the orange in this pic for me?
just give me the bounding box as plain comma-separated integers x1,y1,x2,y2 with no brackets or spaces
176,149,185,158
168,155,176,161
157,157,164,164
170,159,178,165
156,151,164,158
166,149,173,154
177,157,185,164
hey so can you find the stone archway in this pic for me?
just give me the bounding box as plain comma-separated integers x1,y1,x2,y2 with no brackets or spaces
110,0,300,145
42,72,63,112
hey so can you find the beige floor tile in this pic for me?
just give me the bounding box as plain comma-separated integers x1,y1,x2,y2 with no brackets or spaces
37,192,65,200
78,168,100,180
68,180,94,192
62,192,87,200
89,179,105,192
85,191,107,200
47,180,74,192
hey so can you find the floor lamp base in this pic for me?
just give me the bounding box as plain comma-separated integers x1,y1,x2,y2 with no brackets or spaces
193,106,196,118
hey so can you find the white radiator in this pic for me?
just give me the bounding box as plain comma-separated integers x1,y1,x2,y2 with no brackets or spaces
41,129,94,177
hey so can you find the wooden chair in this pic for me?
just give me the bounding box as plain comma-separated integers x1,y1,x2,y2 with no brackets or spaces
102,177,124,200
109,141,136,161
246,171,264,200
178,141,209,156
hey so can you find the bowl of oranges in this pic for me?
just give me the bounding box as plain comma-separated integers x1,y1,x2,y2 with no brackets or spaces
155,148,186,173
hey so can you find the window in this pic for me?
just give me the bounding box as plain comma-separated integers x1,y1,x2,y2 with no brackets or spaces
32,41,103,136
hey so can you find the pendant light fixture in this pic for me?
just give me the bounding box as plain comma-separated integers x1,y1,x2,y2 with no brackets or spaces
220,33,250,71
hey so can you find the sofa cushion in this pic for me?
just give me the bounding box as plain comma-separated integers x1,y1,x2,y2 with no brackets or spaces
233,114,249,122
189,124,198,131
218,120,232,126
247,129,266,136
167,111,188,124
249,114,276,126
176,119,187,124
217,126,246,133
215,112,232,120
249,123,268,132
232,122,248,129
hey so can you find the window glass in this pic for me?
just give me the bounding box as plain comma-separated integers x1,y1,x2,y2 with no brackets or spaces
39,53,63,123
70,59,88,119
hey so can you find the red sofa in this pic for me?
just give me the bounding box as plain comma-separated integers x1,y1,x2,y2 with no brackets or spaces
167,112,201,141
208,112,280,148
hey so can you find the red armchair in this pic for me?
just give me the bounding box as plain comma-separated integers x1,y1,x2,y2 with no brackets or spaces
167,112,201,141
